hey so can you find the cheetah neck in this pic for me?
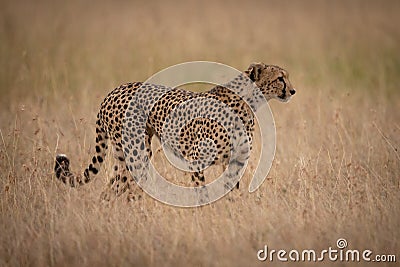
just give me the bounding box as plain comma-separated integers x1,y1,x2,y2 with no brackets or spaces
210,73,268,112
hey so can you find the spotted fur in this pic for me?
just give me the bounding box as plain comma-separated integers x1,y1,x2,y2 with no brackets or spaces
54,63,296,201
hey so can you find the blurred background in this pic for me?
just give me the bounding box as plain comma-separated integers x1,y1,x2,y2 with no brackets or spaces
1,0,399,101
0,0,399,266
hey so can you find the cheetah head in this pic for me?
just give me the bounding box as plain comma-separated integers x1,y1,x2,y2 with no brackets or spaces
244,62,296,102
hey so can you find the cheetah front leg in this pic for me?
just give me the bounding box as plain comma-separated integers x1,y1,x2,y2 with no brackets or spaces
191,171,205,186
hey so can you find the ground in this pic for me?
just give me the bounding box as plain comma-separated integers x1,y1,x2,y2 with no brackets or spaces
0,0,399,266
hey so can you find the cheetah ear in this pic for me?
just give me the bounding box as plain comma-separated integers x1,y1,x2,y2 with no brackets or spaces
245,62,261,82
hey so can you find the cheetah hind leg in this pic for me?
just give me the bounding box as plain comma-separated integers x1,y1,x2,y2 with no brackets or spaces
100,162,144,203
100,143,130,202
100,161,129,202
126,129,153,202
114,130,152,202
101,130,152,202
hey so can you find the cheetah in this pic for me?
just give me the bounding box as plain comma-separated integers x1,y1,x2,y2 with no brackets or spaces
54,62,296,201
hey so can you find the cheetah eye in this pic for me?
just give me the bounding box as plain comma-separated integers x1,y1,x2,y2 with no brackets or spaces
277,76,287,90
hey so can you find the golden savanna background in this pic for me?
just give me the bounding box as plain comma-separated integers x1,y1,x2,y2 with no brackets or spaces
0,0,399,266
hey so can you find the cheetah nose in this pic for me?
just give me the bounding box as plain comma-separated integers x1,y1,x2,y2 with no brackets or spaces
289,89,296,95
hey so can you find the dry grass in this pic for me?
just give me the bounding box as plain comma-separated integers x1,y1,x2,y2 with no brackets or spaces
1,0,399,266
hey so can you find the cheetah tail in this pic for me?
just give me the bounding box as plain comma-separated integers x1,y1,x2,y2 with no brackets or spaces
54,123,108,187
